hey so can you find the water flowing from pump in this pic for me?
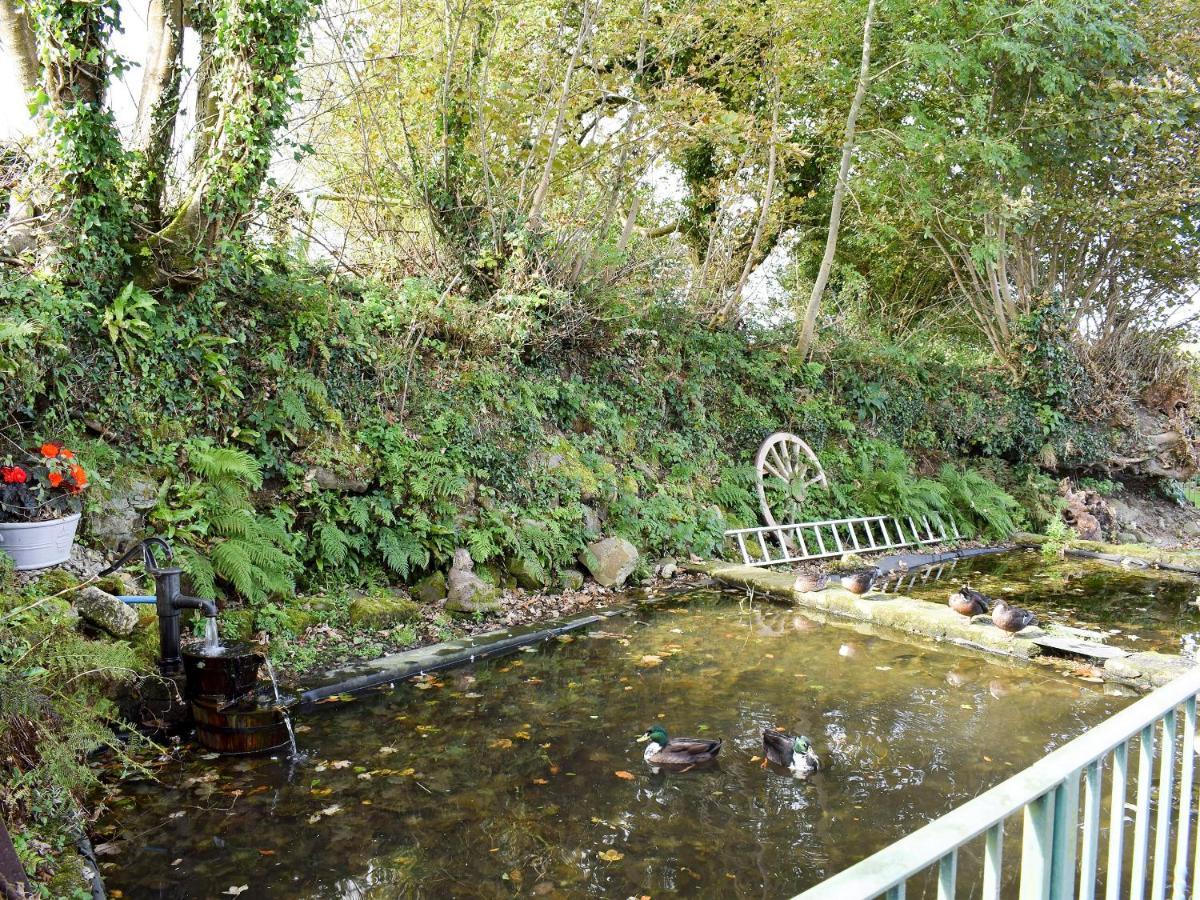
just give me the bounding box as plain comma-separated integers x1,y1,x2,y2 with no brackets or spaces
262,656,298,757
204,616,221,651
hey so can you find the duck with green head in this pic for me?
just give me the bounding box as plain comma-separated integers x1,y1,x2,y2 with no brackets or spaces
636,725,722,768
761,728,820,776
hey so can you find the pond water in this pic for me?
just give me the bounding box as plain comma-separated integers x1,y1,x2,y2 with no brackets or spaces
97,589,1133,898
881,549,1200,655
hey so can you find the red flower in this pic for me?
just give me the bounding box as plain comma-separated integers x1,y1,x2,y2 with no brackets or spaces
1,465,27,484
40,442,61,458
60,448,75,460
48,471,64,488
69,464,87,488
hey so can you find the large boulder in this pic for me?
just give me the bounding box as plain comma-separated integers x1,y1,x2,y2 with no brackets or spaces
445,549,501,615
580,537,639,588
508,556,549,590
412,571,448,604
75,587,138,637
558,568,586,592
349,591,421,629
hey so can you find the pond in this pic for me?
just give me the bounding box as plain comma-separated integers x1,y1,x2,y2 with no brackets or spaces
882,549,1200,655
96,588,1132,898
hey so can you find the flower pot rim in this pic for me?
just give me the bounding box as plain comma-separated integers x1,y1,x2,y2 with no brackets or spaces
0,511,82,529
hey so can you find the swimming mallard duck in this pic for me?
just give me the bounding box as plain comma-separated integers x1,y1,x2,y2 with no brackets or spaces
992,597,1037,634
761,728,820,776
636,726,722,768
948,584,990,617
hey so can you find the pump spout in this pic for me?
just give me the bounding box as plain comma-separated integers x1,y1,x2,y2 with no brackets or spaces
173,595,218,619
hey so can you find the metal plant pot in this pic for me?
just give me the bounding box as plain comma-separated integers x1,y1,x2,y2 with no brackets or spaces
0,513,81,570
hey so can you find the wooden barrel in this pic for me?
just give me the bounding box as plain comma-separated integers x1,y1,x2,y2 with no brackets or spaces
182,642,263,701
191,696,292,755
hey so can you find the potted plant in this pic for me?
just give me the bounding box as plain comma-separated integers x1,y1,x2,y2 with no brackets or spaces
0,441,89,570
827,553,878,595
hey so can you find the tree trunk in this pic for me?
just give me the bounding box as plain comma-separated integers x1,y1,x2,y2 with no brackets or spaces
131,0,185,225
797,0,876,356
525,0,595,231
0,0,38,95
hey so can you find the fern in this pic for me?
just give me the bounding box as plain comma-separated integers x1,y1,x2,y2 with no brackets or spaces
186,440,263,489
378,526,428,579
937,465,1022,538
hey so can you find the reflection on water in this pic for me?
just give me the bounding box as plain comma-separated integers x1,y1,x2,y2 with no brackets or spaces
887,550,1200,655
97,590,1131,898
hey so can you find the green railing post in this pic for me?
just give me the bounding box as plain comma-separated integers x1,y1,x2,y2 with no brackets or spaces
983,821,1004,900
1079,760,1102,900
1179,698,1197,897
1131,723,1156,900
1021,790,1056,900
1151,708,1176,899
1107,740,1130,900
937,850,957,900
1050,774,1080,899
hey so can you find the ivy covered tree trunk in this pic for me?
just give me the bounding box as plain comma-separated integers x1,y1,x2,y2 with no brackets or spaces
0,0,314,289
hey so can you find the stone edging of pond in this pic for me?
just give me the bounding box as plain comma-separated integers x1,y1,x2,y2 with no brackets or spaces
297,608,626,707
1012,532,1200,577
683,549,1197,693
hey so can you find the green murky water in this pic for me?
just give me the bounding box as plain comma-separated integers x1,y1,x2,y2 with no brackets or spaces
97,589,1132,898
883,549,1200,654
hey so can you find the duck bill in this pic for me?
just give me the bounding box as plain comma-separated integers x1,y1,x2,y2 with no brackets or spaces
636,733,651,743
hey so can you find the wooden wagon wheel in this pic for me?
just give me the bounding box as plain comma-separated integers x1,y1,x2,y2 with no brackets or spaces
755,432,828,527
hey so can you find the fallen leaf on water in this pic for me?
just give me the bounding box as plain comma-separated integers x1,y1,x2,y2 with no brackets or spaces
549,764,560,775
638,655,662,668
222,887,249,896
171,859,182,867
490,738,514,750
258,849,275,857
330,760,351,769
532,778,548,784
168,811,185,819
513,730,531,740
400,767,416,776
463,692,483,699
379,746,397,755
614,770,635,780
598,849,624,862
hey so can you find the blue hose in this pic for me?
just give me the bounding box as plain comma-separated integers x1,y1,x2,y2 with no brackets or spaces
117,595,157,604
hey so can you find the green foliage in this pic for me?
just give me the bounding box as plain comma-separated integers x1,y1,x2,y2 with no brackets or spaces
0,591,153,889
152,439,299,604
936,465,1023,539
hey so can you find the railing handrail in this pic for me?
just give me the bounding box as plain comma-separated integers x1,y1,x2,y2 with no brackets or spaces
796,667,1200,898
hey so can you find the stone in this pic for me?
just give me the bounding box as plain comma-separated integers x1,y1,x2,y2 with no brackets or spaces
508,557,550,590
87,478,158,552
349,591,421,629
1105,651,1198,688
558,568,585,591
581,504,603,538
308,467,370,494
445,548,501,614
657,558,678,579
75,586,139,637
580,537,639,588
412,571,448,604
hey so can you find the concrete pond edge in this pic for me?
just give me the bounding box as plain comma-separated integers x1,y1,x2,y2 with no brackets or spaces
1011,532,1200,577
683,546,1197,692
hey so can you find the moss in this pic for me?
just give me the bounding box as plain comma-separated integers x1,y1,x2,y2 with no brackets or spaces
219,607,256,641
349,591,421,629
32,568,81,597
412,571,448,603
127,607,162,667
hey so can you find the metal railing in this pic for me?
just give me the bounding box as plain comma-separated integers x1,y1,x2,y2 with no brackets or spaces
724,514,956,567
797,667,1200,899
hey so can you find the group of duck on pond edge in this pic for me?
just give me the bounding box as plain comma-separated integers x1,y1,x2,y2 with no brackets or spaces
948,584,1037,633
